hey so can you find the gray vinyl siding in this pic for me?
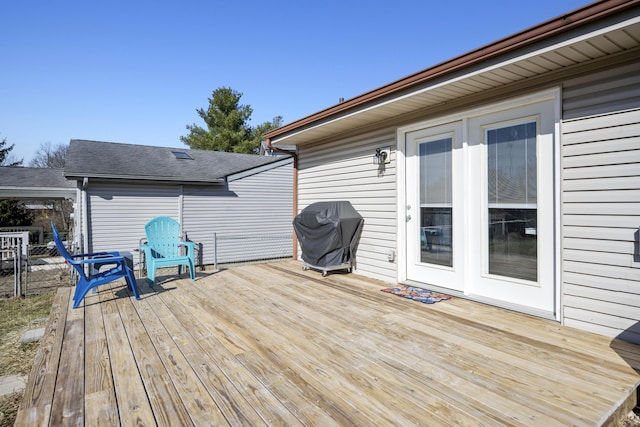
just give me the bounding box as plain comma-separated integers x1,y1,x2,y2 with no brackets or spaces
182,160,294,265
561,61,640,344
298,129,397,282
87,183,180,261
86,161,293,268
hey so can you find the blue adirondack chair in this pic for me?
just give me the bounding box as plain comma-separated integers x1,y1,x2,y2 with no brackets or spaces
51,222,140,309
140,216,195,285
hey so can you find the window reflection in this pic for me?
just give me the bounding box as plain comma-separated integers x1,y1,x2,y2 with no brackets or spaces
419,137,453,267
421,208,452,266
486,121,537,282
488,208,537,281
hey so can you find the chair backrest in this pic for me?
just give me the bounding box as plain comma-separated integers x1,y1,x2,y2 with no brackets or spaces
51,222,85,277
51,222,73,261
144,216,182,258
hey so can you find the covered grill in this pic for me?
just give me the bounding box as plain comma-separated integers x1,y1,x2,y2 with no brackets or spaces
293,201,364,276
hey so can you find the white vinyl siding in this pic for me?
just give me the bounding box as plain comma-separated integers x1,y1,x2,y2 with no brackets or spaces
183,160,293,265
562,62,640,120
298,129,397,282
561,61,640,344
88,183,180,260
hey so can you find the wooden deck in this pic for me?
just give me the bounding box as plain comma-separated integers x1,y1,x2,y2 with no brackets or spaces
15,260,640,426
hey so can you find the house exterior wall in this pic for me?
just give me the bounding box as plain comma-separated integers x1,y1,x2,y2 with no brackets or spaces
296,60,640,343
560,61,640,343
298,129,398,282
85,159,293,269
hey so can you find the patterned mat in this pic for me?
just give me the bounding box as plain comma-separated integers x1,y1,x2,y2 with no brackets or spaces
381,286,452,304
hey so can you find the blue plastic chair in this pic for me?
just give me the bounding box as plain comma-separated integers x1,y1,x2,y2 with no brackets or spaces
51,222,140,309
140,216,195,286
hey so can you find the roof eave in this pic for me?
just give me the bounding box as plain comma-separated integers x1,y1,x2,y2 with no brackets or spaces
64,173,226,184
0,187,77,200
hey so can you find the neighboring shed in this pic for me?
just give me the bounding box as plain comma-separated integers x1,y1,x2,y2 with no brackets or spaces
64,140,293,267
265,0,640,343
0,167,76,200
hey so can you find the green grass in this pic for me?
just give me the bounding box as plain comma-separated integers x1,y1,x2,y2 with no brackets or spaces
0,291,55,427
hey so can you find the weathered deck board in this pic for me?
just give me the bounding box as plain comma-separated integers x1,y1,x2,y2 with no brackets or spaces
220,267,501,426
15,286,71,427
134,284,235,426
112,282,193,427
16,260,640,426
100,282,157,426
234,266,581,425
162,282,304,426
213,272,408,426
49,288,84,426
83,287,119,427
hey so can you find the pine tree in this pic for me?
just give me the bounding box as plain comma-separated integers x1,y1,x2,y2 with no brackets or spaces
181,87,282,154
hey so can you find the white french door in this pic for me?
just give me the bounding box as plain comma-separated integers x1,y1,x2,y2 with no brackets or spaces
403,92,558,316
405,121,465,291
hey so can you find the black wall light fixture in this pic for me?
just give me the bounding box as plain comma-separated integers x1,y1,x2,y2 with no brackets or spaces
373,148,388,165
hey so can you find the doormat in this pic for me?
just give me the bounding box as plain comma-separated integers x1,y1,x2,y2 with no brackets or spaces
381,286,452,304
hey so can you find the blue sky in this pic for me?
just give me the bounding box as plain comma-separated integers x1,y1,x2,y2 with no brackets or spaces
1,0,589,164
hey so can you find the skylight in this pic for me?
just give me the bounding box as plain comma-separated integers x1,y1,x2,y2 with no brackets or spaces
172,151,193,160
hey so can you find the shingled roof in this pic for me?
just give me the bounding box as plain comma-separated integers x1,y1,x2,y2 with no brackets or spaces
64,140,288,183
0,167,75,189
0,167,77,199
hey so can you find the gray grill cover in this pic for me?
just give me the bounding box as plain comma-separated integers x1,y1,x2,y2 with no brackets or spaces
293,201,364,268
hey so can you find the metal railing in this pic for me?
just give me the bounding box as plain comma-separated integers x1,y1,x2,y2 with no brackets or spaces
135,232,293,276
212,233,292,270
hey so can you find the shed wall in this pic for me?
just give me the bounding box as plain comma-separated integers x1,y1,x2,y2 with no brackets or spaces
298,129,398,282
87,183,180,262
86,160,293,269
182,160,293,265
561,61,640,343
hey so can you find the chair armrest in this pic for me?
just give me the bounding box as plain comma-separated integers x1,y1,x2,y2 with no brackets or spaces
73,256,126,266
70,251,121,259
139,244,154,259
179,241,196,259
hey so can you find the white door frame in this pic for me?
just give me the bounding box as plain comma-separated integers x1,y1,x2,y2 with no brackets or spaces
397,88,562,320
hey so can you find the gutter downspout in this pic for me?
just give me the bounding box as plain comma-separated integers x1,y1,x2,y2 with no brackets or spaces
81,177,89,254
265,138,298,260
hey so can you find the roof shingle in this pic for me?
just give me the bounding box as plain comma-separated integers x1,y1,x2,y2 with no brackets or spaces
64,140,287,183
0,167,75,189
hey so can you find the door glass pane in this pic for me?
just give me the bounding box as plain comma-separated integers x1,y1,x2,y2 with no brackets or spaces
419,137,452,267
486,121,537,281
